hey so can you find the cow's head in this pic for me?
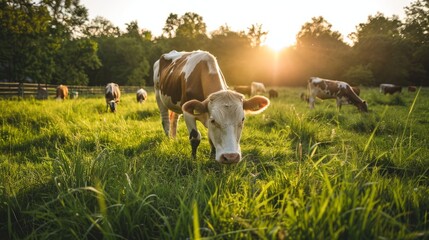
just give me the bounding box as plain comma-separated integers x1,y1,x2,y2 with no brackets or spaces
109,100,117,112
182,90,270,164
357,101,368,112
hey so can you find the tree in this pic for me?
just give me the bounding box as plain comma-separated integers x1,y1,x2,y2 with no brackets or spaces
207,25,253,86
160,12,208,50
0,0,54,82
53,38,101,85
351,13,412,86
403,0,429,85
83,16,120,38
247,23,268,48
294,16,350,82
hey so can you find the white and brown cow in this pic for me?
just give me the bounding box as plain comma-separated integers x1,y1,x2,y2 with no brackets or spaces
154,50,270,164
136,88,148,103
105,83,121,112
56,84,68,100
308,77,368,112
380,84,402,95
251,81,266,96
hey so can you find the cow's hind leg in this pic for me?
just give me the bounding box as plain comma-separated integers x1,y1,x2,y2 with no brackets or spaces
155,92,170,136
169,111,180,138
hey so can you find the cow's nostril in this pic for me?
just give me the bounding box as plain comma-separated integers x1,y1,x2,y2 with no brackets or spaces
221,153,240,164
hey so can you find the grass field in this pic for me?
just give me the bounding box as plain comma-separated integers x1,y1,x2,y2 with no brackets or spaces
1,87,428,239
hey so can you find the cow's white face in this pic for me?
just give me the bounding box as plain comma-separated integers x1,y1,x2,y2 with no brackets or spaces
182,90,270,164
207,95,245,163
109,100,117,112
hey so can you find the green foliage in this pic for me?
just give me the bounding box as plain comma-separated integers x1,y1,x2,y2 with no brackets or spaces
1,87,428,239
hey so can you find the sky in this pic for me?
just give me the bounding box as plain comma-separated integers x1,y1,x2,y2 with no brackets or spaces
80,0,415,50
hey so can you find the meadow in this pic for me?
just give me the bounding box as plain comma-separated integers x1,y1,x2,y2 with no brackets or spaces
0,87,428,239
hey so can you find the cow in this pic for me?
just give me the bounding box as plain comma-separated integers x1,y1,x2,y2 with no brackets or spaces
105,83,121,112
380,84,402,95
251,82,266,96
56,85,68,100
268,89,278,99
136,88,148,103
307,77,368,112
154,50,270,164
36,87,48,100
408,86,417,92
233,85,251,96
301,86,360,102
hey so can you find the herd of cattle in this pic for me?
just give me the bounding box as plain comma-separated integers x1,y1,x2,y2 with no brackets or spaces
49,50,418,163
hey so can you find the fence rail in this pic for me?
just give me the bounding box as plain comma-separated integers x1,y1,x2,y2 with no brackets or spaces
0,82,145,99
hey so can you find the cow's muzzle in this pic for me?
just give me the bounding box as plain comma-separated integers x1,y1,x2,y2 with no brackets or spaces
219,153,241,164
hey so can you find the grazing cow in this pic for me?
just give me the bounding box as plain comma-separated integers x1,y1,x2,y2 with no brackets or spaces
36,87,48,100
154,50,270,164
105,83,121,112
233,85,251,96
408,86,417,92
56,85,68,100
308,77,368,112
251,82,266,96
268,89,278,99
380,84,402,95
136,88,148,103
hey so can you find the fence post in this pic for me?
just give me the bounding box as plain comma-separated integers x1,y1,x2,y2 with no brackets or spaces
18,82,24,98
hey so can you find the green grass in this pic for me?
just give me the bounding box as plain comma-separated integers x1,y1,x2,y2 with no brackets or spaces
1,87,428,239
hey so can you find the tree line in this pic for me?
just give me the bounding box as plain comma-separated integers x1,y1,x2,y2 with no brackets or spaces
1,0,428,87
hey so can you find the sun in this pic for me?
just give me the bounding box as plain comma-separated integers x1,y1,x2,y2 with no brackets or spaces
263,33,295,52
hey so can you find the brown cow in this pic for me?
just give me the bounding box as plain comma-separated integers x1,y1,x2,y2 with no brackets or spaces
154,50,270,163
268,89,278,99
408,86,417,92
56,85,68,100
380,84,402,95
105,83,121,112
233,85,251,96
308,77,368,112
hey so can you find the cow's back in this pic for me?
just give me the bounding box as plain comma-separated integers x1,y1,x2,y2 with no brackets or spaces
156,50,227,112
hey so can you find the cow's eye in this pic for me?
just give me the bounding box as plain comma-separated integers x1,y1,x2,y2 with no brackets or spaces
210,118,218,126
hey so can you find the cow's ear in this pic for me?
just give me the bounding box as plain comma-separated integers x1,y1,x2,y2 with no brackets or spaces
182,100,208,116
243,96,270,114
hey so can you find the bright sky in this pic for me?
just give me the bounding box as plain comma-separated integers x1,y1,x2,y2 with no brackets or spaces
80,0,415,50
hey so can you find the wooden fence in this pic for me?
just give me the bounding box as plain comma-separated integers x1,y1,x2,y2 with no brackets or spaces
0,82,145,99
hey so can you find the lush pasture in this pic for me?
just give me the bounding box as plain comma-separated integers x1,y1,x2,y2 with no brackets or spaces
1,87,428,239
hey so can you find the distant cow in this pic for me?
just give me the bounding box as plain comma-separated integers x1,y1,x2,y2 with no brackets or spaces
380,84,402,95
268,89,278,99
301,86,360,102
56,85,68,100
36,87,48,100
233,85,251,96
105,83,121,112
154,50,270,163
251,82,266,96
408,86,417,92
308,77,368,112
136,88,148,103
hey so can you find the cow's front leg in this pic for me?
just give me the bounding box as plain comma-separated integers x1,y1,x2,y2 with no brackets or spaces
309,96,315,109
336,98,342,110
184,112,200,158
209,139,216,159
